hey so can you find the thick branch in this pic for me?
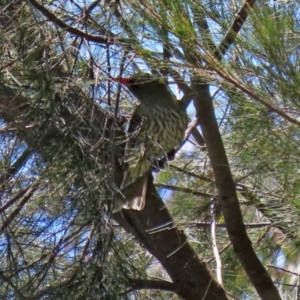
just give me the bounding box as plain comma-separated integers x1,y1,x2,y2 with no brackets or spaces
192,80,281,300
120,177,228,300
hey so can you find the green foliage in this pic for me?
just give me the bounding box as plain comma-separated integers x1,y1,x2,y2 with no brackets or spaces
2,0,300,299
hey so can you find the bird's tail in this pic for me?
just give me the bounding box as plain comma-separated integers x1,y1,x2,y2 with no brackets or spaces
114,174,148,211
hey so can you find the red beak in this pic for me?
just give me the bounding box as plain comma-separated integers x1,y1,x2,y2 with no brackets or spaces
117,77,131,85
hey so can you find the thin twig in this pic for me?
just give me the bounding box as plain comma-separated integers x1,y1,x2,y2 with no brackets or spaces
210,198,223,284
0,184,38,232
155,182,214,198
267,265,300,277
0,147,33,188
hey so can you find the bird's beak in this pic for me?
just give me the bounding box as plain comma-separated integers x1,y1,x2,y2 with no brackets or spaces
116,77,131,85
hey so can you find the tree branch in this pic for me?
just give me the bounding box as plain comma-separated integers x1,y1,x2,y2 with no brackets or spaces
155,182,214,198
214,0,256,60
27,0,123,45
192,79,281,299
120,177,228,300
0,184,37,232
124,278,176,293
204,54,300,127
210,198,223,285
0,147,33,188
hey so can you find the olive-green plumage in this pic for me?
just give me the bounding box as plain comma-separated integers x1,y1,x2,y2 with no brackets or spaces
118,73,188,210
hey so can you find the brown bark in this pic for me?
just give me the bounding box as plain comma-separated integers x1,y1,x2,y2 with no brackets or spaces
115,176,227,299
192,81,281,300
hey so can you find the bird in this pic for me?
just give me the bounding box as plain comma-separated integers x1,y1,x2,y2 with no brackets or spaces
117,73,188,211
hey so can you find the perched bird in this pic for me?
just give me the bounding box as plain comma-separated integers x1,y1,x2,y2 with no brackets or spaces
117,73,188,210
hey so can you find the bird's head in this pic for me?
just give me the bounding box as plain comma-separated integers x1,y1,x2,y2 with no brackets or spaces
117,73,174,106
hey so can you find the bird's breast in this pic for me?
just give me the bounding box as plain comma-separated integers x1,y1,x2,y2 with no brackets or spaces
142,104,188,158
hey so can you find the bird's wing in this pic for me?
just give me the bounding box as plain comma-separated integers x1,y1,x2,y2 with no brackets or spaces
118,106,150,211
121,105,149,183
